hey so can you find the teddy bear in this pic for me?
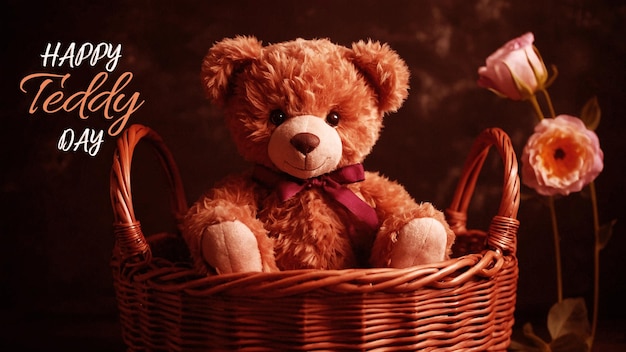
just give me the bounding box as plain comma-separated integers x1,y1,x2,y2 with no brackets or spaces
182,36,455,274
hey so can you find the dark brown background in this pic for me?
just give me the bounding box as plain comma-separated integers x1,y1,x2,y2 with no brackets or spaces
2,0,625,350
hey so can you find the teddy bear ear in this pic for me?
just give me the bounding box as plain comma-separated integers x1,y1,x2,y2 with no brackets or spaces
348,40,410,114
201,36,263,107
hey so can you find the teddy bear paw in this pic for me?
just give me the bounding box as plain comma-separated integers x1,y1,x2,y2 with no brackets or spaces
200,220,263,274
390,217,447,268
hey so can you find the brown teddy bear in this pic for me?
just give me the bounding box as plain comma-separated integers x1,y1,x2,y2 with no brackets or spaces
183,36,455,274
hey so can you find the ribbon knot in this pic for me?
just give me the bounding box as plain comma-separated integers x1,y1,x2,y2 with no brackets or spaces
305,178,324,188
252,164,380,234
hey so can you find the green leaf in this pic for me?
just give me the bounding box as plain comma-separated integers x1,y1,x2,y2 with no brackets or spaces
598,219,617,250
580,96,601,130
547,298,591,341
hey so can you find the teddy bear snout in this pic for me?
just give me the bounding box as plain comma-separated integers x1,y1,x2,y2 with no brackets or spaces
291,133,320,155
268,114,343,179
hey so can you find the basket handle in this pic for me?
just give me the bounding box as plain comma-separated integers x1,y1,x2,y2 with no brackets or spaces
445,127,520,255
110,124,188,264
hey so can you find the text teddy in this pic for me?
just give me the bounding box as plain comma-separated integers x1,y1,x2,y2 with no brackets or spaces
183,37,455,274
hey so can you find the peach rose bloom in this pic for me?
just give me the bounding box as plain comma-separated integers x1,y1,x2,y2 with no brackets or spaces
478,32,548,100
521,115,603,196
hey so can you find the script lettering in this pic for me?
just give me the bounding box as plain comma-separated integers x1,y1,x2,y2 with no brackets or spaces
20,72,144,136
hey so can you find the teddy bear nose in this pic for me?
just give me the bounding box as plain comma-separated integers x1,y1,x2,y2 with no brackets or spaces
290,132,320,155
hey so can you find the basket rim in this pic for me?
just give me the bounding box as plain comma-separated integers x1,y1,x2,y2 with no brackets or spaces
114,247,511,297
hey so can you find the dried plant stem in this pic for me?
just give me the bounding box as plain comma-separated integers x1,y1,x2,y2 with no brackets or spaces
540,89,556,118
548,195,563,303
590,181,600,346
530,92,563,303
529,95,545,121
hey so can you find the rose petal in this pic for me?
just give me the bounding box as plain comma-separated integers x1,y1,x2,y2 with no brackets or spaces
521,115,604,196
478,32,548,100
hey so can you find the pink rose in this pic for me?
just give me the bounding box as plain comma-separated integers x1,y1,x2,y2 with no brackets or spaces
521,115,604,196
478,32,548,100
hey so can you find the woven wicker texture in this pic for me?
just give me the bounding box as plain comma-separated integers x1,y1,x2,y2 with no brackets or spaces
110,124,520,351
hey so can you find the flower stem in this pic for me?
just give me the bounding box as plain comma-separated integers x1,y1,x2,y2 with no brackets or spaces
540,89,557,118
548,195,563,303
528,95,545,121
590,181,601,347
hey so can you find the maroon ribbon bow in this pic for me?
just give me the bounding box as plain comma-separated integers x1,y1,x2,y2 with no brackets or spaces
252,164,380,234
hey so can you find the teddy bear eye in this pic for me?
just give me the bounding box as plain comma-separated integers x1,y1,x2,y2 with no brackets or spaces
326,112,340,127
269,109,287,126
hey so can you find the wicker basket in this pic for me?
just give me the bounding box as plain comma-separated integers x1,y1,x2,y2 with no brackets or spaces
110,124,520,351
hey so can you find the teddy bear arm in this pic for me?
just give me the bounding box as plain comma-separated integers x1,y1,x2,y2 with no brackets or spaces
359,173,454,267
200,220,263,274
183,175,277,274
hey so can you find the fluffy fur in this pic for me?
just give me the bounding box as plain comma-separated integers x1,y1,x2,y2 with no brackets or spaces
184,37,454,274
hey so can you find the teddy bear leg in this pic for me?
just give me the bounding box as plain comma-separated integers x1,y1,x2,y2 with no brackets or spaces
390,217,448,268
200,220,263,274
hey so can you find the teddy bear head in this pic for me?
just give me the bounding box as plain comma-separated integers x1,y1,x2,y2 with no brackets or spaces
201,36,410,179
